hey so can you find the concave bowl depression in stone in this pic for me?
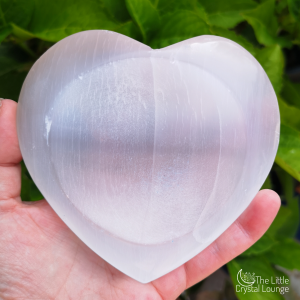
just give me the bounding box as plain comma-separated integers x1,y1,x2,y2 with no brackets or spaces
17,30,280,283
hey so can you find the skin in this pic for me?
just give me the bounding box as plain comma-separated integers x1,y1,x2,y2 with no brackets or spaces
0,99,280,300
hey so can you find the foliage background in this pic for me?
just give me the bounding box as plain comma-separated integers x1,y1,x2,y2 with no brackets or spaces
1,0,300,299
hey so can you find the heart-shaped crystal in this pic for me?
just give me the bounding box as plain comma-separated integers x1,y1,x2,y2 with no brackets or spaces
17,30,279,283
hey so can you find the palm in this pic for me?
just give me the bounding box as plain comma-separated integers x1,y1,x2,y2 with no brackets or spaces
1,199,167,299
0,99,280,300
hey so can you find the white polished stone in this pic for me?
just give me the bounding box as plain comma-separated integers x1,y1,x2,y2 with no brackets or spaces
17,30,280,283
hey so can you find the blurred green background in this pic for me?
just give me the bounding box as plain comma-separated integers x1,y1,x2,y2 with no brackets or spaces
1,0,300,299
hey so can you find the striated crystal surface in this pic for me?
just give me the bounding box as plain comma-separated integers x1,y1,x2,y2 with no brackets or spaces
17,30,280,283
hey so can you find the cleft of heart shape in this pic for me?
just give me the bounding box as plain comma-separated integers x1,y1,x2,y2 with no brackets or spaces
17,30,279,283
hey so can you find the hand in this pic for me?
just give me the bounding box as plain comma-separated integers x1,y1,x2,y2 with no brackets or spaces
0,99,280,300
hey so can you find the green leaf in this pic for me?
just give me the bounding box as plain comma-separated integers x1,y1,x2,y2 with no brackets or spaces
210,26,257,56
102,0,131,22
255,45,284,94
276,0,288,14
281,79,300,109
21,161,44,202
30,183,44,201
280,10,300,43
150,10,210,49
241,233,278,256
156,0,204,15
125,0,160,43
26,0,119,42
278,96,300,131
200,0,257,29
272,166,299,236
287,0,300,20
1,0,143,42
228,256,284,299
155,0,209,25
21,161,31,202
242,0,292,47
0,0,34,29
113,20,143,41
0,24,11,43
266,238,300,270
11,23,35,41
267,205,295,237
275,124,300,182
274,164,298,206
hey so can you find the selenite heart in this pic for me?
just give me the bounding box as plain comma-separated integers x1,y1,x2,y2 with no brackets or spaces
17,30,280,283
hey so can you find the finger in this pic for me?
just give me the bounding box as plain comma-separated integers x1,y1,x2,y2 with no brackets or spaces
152,189,280,298
0,99,22,202
184,189,280,288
